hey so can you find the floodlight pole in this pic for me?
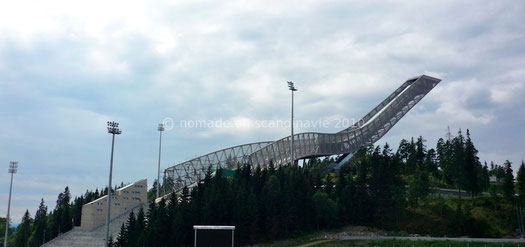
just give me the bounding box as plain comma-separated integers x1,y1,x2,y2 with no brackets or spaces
157,123,165,199
105,121,121,247
4,161,18,247
287,81,298,165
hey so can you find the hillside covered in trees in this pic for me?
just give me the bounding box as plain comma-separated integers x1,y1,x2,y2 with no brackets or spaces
5,129,525,247
113,129,525,246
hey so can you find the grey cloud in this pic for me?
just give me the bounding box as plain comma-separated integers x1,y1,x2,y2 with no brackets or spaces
1,0,525,222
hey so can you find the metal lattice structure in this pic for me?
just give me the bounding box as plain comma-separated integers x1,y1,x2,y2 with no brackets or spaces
164,142,273,192
164,75,441,193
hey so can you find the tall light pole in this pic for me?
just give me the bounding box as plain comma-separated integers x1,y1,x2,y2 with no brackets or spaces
105,121,121,247
157,123,165,199
4,161,17,247
287,81,298,165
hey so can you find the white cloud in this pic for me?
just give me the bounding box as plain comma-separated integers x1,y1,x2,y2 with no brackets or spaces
86,50,129,74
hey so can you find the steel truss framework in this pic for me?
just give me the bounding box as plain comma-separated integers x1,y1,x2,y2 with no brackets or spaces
164,75,441,193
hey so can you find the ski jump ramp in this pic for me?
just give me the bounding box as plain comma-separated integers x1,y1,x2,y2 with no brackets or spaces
164,75,441,193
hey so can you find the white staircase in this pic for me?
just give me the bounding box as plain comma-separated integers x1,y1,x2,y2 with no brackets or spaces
42,203,146,247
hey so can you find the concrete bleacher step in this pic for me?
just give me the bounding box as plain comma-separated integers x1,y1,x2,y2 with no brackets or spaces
42,203,146,247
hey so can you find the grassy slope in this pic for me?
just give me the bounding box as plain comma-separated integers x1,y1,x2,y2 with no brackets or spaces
252,195,519,247
380,195,516,238
315,240,524,247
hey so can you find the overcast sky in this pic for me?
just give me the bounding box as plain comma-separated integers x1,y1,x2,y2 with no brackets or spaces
1,0,524,223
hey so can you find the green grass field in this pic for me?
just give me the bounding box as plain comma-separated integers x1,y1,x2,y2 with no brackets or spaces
313,240,525,247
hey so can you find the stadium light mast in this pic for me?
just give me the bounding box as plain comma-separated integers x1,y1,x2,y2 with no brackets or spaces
157,123,165,199
4,161,17,247
287,81,298,165
105,121,121,247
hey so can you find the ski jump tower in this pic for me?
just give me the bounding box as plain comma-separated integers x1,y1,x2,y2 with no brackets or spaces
164,75,441,193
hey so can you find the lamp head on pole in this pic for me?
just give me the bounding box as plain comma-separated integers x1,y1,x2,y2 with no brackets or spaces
107,121,122,135
8,161,18,174
287,81,298,91
158,123,165,132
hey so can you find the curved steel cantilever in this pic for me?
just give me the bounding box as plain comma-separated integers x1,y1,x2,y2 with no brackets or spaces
164,141,273,191
247,75,441,166
164,75,441,193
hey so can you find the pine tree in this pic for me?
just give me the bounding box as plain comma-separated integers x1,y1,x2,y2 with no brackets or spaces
170,210,184,247
408,168,430,206
452,130,466,194
15,210,33,246
56,186,72,233
170,197,190,247
351,146,372,223
415,136,427,170
517,161,525,202
397,139,410,162
503,160,515,202
370,144,398,218
156,198,169,245
323,173,334,197
425,148,438,177
122,211,135,246
480,162,490,192
390,153,406,223
464,129,482,197
48,186,72,237
263,175,282,238
337,165,356,224
115,223,128,247
134,207,146,246
369,145,383,205
437,137,454,187
232,184,250,244
246,191,259,243
311,191,337,229
398,138,417,174
181,186,190,203
148,180,158,201
108,236,114,247
32,198,47,246
71,196,84,227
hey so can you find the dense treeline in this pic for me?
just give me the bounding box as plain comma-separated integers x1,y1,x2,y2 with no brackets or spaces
113,129,525,247
4,183,128,247
6,129,525,246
